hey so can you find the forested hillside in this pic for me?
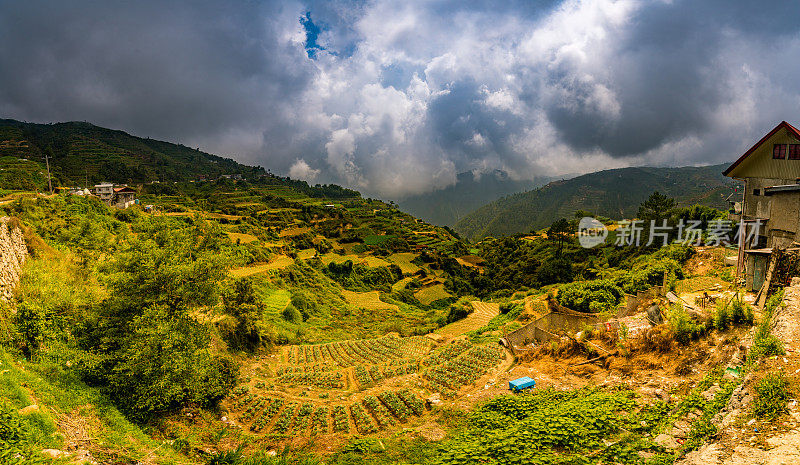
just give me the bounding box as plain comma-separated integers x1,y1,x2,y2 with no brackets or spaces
0,119,260,188
455,164,737,239
398,170,552,227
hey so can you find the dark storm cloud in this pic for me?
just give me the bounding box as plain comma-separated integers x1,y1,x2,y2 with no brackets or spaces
542,0,800,158
2,0,800,197
0,0,313,165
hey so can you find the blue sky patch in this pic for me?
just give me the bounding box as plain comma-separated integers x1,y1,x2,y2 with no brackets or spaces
300,11,325,59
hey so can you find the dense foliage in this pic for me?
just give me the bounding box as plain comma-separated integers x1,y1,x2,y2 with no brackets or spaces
556,280,624,313
434,387,667,465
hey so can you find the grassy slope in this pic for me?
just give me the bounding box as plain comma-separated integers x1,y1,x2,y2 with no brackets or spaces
455,164,737,239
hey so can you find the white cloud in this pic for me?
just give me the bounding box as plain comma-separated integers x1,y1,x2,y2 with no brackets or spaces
288,158,321,182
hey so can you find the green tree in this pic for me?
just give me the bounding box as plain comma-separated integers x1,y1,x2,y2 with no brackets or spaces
78,216,236,420
547,218,572,256
638,191,675,223
108,305,236,420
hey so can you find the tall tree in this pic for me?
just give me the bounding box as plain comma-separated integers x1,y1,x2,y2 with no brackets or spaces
547,217,572,256
638,191,675,223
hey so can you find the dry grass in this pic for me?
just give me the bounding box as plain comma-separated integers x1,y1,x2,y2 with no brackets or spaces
414,284,451,305
455,255,484,268
296,248,317,260
320,253,390,268
392,277,414,292
229,255,295,277
360,255,390,268
387,253,420,274
278,226,311,237
226,232,258,244
341,290,398,311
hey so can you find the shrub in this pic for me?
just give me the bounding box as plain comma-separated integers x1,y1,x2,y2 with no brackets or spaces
556,280,624,313
281,305,303,324
668,304,704,345
714,301,731,331
615,257,683,294
753,372,790,420
0,401,22,445
87,305,238,421
730,299,754,326
750,334,784,361
749,288,786,362
445,304,470,324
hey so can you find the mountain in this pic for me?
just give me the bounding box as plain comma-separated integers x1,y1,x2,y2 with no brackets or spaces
0,118,260,188
454,164,738,240
397,170,553,227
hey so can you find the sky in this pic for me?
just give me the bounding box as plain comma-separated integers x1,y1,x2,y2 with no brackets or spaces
2,0,800,199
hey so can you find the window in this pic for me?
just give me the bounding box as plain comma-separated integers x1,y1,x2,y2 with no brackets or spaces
789,144,800,160
753,189,760,196
774,144,787,159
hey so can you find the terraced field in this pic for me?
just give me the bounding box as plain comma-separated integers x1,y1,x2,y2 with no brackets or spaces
228,334,507,438
387,253,420,273
435,301,500,337
229,256,295,277
341,290,398,311
226,232,259,244
414,283,453,305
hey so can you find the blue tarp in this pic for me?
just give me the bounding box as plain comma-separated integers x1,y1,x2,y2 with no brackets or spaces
509,376,536,391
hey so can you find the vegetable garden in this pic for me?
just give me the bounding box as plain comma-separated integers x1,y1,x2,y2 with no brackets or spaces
228,334,507,439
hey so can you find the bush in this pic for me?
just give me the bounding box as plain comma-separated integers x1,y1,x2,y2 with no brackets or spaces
714,301,731,331
556,280,624,313
753,372,790,420
281,305,303,324
749,288,786,362
750,334,784,361
445,304,470,325
730,299,754,326
668,304,704,345
615,257,683,294
535,257,573,286
0,401,22,445
103,306,238,421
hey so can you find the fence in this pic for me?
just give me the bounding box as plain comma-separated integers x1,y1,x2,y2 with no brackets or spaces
500,285,663,354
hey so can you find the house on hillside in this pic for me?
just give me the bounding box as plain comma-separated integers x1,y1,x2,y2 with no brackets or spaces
723,121,800,291
91,183,137,208
93,183,114,203
113,186,136,208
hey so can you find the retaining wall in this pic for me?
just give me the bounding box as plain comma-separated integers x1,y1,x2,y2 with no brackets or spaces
0,217,28,302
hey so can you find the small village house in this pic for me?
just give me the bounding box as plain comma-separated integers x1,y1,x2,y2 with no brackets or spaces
91,183,137,209
93,183,114,203
112,186,136,208
723,121,800,291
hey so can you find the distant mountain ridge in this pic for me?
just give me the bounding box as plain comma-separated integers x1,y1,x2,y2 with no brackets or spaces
0,118,261,187
454,164,737,240
398,170,554,227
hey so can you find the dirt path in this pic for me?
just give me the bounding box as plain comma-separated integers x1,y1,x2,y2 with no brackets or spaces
680,279,800,464
435,301,500,337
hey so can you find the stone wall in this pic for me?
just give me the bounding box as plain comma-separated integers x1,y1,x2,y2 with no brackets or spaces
0,217,28,302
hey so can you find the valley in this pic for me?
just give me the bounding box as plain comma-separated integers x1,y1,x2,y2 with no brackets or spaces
0,124,796,465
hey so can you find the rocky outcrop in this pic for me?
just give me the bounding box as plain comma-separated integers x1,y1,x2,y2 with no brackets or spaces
0,217,28,302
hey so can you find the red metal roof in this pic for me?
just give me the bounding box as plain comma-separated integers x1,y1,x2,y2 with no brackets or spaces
723,121,800,176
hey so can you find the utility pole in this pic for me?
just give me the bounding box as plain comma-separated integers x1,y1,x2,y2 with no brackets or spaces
44,153,53,194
